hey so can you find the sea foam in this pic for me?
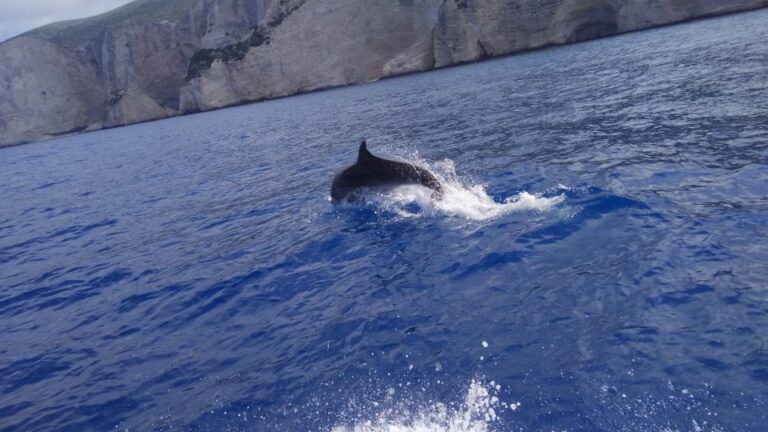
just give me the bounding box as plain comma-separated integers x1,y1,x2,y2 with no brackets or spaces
340,156,565,221
331,380,507,432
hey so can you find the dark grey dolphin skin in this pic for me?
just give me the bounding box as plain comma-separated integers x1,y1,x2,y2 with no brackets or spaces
331,140,444,202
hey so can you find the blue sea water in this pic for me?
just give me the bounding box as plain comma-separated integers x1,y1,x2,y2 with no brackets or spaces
2,9,768,432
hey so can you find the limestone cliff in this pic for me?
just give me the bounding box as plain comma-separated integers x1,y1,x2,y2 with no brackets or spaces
180,0,444,112
432,0,768,66
0,0,266,146
1,0,767,146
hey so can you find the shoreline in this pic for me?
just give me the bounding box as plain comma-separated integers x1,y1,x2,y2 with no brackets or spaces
2,5,766,150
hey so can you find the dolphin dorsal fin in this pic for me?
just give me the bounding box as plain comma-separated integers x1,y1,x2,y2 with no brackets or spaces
357,140,375,162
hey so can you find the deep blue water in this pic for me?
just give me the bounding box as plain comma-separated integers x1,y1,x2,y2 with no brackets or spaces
2,9,768,432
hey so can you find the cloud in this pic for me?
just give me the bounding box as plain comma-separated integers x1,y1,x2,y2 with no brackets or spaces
0,0,134,42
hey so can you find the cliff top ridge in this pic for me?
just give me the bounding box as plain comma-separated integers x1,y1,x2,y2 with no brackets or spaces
9,0,201,47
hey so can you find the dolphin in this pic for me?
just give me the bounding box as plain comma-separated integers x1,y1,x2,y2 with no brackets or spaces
331,140,444,202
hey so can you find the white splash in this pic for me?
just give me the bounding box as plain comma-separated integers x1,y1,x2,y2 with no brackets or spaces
331,380,505,432
353,157,565,221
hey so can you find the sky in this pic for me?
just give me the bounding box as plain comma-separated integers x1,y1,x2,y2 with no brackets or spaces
0,0,134,42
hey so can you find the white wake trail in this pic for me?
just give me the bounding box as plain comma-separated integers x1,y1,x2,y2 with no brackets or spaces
365,157,565,221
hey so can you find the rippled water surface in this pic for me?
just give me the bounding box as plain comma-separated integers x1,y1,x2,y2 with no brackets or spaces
2,10,768,432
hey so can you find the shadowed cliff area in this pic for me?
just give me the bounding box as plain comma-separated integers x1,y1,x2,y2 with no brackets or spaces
1,0,767,147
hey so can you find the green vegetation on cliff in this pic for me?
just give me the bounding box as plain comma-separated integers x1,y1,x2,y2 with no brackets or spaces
20,0,200,47
186,26,269,81
184,0,306,81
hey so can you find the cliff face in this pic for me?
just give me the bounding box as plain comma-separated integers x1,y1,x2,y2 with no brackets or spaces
179,0,444,112
0,0,266,146
0,37,104,144
432,0,768,66
183,0,768,112
1,0,767,146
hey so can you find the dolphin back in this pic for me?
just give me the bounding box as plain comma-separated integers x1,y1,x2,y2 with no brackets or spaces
331,141,443,202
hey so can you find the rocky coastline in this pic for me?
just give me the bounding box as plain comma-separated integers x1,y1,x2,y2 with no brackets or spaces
1,0,767,147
